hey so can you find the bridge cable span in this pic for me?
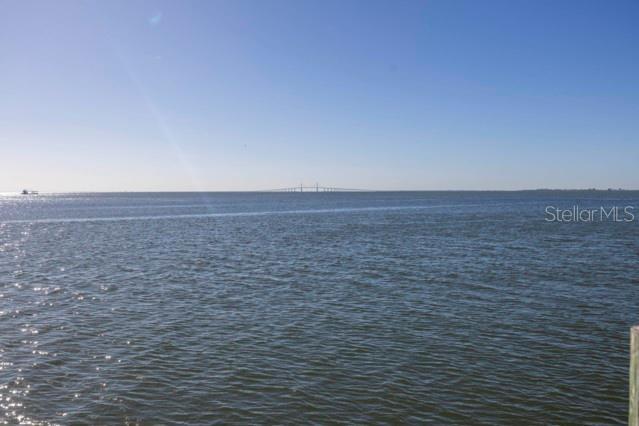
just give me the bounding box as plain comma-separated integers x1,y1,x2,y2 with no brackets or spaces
260,184,372,192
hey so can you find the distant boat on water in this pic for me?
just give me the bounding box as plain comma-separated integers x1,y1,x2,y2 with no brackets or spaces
21,189,38,195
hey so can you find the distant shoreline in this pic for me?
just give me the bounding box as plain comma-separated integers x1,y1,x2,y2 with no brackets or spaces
3,188,638,194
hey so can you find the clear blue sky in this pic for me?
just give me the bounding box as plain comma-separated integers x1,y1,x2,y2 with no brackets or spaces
1,0,637,191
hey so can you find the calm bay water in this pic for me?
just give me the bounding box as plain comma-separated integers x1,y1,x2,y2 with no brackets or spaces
1,191,638,425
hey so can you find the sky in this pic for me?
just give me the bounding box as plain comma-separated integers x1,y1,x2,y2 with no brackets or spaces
1,0,638,191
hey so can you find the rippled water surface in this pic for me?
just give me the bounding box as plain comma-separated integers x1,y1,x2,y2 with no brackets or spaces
1,191,638,424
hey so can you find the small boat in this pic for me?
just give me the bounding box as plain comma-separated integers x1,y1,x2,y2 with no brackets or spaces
21,189,38,195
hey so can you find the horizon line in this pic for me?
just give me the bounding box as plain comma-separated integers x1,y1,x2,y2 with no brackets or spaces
3,188,639,194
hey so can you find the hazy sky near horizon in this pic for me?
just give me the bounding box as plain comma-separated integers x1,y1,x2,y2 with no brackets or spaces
1,0,638,191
